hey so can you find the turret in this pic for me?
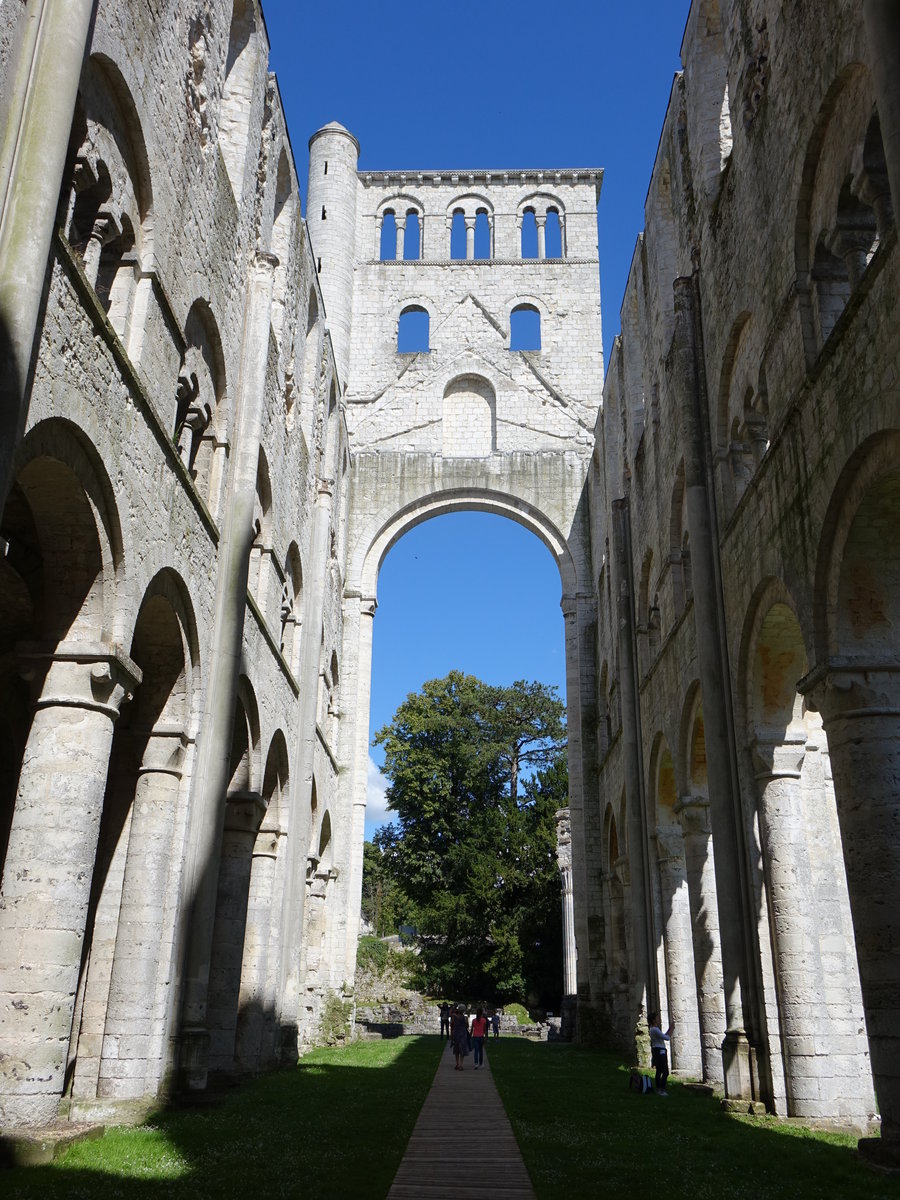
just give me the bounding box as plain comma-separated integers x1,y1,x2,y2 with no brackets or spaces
307,122,359,388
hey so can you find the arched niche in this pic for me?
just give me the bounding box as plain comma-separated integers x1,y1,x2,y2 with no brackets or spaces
442,374,496,457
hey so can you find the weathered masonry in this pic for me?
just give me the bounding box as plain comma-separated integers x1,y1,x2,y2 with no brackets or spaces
0,0,898,1167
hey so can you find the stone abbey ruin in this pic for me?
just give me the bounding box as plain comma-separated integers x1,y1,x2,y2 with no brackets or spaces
0,0,898,1162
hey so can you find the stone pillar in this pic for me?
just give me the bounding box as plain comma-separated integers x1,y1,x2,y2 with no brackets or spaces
655,827,703,1078
535,214,547,260
750,730,832,1117
557,213,566,258
0,642,139,1127
555,808,578,997
277,476,335,1053
206,791,264,1074
464,215,476,260
98,727,187,1100
800,664,900,1155
178,251,276,1089
863,1,900,220
611,498,656,1011
675,795,726,1085
0,0,96,503
234,821,280,1069
671,275,760,1100
341,592,377,987
374,214,383,259
394,216,405,262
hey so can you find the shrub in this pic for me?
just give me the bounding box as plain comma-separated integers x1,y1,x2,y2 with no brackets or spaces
357,936,390,972
504,1002,533,1025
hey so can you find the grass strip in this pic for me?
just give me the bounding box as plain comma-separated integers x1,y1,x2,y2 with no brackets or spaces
488,1039,900,1200
4,1035,438,1199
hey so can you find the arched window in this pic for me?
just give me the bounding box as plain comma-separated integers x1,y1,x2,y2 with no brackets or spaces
545,208,563,258
398,305,429,352
220,0,259,198
403,210,421,260
510,304,541,351
380,210,397,261
520,208,538,258
474,209,491,259
450,209,466,259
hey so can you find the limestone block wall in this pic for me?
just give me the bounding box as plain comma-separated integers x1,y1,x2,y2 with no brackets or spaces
0,0,356,1129
584,0,896,1137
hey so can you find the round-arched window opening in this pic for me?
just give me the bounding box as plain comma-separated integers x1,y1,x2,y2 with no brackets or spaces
510,304,541,351
398,305,429,353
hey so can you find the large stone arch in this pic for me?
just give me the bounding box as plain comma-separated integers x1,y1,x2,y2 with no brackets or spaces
68,567,200,1114
649,732,702,1077
737,577,873,1120
0,416,137,1125
341,461,594,1009
802,429,900,1143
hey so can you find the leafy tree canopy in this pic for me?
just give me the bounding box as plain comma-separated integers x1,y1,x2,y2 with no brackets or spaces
367,672,567,1006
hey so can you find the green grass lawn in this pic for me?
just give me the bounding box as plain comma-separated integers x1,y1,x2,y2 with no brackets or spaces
488,1039,900,1200
3,1036,439,1199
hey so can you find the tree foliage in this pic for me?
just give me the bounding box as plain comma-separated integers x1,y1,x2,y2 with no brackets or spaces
368,672,567,1006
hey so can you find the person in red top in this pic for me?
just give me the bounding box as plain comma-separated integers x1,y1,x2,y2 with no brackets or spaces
471,1007,489,1069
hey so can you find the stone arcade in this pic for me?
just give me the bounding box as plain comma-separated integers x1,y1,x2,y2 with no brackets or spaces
0,0,898,1161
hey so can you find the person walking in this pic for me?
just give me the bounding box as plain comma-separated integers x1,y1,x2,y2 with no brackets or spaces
648,1012,673,1095
491,1011,500,1038
450,1005,469,1071
471,1007,489,1069
439,1002,450,1040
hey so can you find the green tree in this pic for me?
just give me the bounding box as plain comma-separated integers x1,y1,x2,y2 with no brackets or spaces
372,672,566,1005
360,839,412,936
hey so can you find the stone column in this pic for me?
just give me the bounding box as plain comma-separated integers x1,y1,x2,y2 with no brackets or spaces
340,592,377,987
675,794,726,1085
557,213,566,258
863,1,900,219
234,820,280,1070
535,214,547,260
555,808,577,997
374,214,383,259
0,642,140,1127
0,0,96,502
464,215,476,260
655,827,703,1077
611,498,656,1011
800,664,900,1156
394,216,405,262
671,275,759,1100
206,791,264,1074
277,476,334,1052
178,251,276,1089
750,730,832,1117
98,727,187,1100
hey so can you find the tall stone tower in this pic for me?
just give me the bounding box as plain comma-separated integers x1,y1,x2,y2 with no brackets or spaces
306,121,359,385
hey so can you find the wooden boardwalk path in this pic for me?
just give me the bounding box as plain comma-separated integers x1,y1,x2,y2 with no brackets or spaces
386,1039,537,1200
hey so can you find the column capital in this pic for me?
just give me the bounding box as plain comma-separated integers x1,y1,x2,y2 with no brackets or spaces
674,793,711,836
749,728,807,780
654,825,684,863
17,640,141,717
224,790,266,833
799,659,900,722
534,213,547,227
137,726,191,777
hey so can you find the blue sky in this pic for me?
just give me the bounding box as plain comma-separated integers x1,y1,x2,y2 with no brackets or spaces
259,0,689,836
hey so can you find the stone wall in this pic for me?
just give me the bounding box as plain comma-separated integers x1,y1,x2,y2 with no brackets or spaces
583,0,899,1148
